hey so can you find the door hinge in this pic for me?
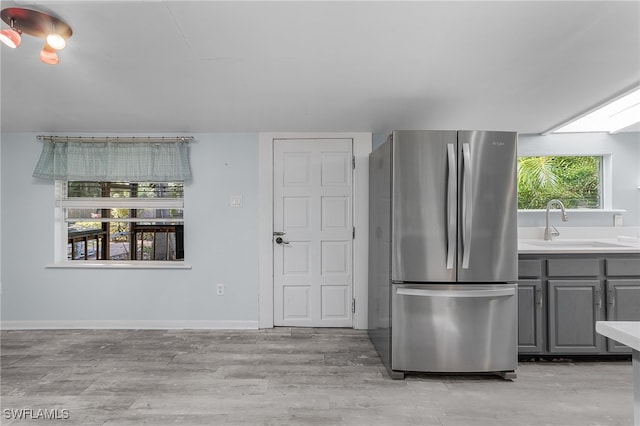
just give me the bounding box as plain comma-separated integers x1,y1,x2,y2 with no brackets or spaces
352,298,356,314
352,226,355,239
352,156,356,170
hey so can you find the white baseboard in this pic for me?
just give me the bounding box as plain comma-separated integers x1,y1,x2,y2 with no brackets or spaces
0,320,260,330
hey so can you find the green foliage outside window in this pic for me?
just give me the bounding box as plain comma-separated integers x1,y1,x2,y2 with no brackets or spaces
517,156,601,209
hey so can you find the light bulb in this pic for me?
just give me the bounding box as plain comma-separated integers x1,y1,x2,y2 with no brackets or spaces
46,33,66,50
40,44,59,65
0,28,21,49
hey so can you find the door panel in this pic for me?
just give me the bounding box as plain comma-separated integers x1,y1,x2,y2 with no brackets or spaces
458,131,518,282
391,130,457,282
273,138,353,327
283,197,311,229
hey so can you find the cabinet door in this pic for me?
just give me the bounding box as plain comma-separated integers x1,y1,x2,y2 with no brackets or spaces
518,280,544,354
606,279,640,353
548,280,605,354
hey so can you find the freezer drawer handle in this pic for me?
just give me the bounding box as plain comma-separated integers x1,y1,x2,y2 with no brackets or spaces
446,143,456,270
396,288,515,298
462,143,473,269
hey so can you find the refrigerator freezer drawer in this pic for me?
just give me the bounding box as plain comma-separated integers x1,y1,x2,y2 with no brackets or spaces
391,284,517,373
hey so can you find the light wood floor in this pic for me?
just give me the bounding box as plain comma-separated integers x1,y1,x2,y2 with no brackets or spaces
1,328,633,425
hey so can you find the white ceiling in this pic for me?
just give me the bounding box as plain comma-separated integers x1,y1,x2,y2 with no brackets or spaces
1,1,639,135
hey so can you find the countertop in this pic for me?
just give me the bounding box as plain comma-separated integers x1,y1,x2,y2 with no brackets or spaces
518,238,640,254
596,321,640,351
518,227,640,254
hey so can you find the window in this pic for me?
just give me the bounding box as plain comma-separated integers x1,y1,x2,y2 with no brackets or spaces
517,156,602,209
60,181,184,261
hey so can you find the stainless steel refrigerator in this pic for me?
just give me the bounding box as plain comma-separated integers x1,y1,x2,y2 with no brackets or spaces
368,130,518,379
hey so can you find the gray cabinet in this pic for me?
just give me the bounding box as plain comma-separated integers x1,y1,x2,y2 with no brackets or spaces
605,279,640,352
517,253,640,356
517,280,544,353
606,258,640,276
547,258,601,277
547,280,605,354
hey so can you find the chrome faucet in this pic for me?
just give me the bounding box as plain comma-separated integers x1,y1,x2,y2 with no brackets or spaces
544,199,568,240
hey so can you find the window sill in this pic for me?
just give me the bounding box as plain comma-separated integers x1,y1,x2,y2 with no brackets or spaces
518,209,625,213
46,261,192,270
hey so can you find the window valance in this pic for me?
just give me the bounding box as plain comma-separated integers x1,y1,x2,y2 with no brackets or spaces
33,139,192,182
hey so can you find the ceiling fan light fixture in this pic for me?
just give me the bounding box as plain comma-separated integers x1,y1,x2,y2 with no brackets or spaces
46,33,65,50
40,43,59,65
0,27,21,48
1,7,71,63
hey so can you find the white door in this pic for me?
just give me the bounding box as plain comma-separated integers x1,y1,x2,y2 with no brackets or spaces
273,138,353,327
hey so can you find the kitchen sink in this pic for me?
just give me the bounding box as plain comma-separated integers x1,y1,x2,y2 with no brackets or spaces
527,240,629,248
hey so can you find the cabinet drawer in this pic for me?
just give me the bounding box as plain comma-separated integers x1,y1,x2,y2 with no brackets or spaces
518,260,543,278
606,258,640,276
547,259,600,277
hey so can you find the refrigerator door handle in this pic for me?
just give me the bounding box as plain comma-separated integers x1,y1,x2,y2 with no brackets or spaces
446,143,456,270
396,288,515,298
462,143,473,269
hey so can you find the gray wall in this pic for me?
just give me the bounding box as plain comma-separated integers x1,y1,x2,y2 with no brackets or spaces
372,132,389,151
1,133,260,325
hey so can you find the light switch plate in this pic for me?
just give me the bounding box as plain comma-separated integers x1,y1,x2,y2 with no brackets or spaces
230,195,243,208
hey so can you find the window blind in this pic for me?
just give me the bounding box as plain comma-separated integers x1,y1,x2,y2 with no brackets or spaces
33,141,192,182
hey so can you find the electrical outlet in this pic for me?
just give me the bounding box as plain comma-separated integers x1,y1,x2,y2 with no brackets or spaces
216,283,225,296
614,214,623,227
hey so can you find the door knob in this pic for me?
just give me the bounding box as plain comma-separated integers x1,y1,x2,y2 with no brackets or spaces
275,237,289,245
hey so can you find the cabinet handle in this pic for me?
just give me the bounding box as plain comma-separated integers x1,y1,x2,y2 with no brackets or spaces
535,287,543,306
595,288,602,308
608,289,615,308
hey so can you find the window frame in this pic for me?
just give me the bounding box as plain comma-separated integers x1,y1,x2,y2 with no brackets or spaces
51,180,190,269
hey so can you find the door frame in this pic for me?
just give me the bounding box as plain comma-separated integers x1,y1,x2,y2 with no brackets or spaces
258,132,371,329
